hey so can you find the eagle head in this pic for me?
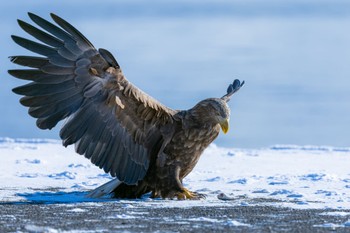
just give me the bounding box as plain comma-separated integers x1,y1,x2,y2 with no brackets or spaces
192,98,231,134
190,79,244,134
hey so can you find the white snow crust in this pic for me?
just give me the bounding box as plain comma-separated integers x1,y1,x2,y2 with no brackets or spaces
0,138,349,210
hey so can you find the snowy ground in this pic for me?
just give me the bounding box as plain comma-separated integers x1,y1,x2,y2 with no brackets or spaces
1,138,350,232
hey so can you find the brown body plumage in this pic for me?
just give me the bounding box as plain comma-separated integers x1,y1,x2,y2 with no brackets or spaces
9,13,244,199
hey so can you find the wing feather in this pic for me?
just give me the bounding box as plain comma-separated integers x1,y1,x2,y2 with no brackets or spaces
109,134,124,176
9,70,74,84
28,13,83,55
17,19,63,48
41,64,75,75
13,80,76,96
10,56,48,68
9,12,176,184
50,13,94,50
20,92,80,107
11,35,57,57
28,94,82,118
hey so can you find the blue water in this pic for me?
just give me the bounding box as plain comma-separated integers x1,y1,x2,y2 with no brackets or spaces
1,0,350,148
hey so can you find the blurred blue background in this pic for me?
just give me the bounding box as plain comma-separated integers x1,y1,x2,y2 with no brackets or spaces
1,0,349,148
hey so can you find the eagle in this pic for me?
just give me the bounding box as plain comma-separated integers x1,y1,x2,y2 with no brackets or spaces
9,13,244,200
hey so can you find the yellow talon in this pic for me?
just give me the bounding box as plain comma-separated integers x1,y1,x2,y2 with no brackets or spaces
180,188,206,200
177,193,186,200
182,188,195,199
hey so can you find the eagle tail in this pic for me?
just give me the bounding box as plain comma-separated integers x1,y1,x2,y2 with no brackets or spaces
86,178,122,198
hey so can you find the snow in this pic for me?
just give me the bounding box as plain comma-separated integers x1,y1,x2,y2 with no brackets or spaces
25,225,59,233
24,225,103,233
187,217,251,227
0,138,349,210
320,211,350,217
314,220,350,229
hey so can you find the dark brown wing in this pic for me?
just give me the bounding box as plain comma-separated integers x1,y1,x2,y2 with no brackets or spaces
9,13,176,185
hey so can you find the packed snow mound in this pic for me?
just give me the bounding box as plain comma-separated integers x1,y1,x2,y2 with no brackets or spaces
0,138,349,209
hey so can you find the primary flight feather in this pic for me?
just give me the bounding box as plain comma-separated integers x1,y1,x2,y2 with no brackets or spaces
9,13,244,199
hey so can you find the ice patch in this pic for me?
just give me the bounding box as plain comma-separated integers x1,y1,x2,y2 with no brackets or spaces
217,193,235,200
228,178,247,184
296,201,309,205
16,159,41,164
18,173,39,178
48,171,76,180
68,208,86,212
205,176,221,182
196,188,211,192
270,189,293,196
286,194,303,198
227,151,235,156
71,184,84,189
315,190,338,197
188,217,221,223
86,173,112,180
25,226,101,233
314,220,350,229
267,175,290,186
300,173,326,181
2,215,16,220
6,145,38,150
320,211,350,216
25,224,59,233
81,181,101,187
68,163,90,169
268,181,289,185
314,223,342,229
0,137,60,144
121,204,135,208
96,173,111,178
252,189,269,194
188,217,251,227
0,138,60,150
113,214,136,219
127,211,149,215
239,202,250,206
226,219,251,227
270,145,350,153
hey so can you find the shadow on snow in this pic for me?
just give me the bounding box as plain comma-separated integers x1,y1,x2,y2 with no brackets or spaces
1,190,153,205
1,191,111,205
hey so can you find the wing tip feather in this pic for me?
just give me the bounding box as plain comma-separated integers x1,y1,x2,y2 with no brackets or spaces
28,12,39,20
8,56,17,63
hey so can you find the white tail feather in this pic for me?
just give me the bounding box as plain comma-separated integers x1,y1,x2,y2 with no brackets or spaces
86,178,122,198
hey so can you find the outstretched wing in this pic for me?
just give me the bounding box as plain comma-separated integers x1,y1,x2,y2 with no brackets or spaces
9,13,176,185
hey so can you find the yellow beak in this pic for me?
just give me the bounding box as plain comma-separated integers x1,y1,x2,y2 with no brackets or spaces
219,119,229,134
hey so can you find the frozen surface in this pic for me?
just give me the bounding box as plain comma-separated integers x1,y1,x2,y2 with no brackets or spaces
0,138,349,210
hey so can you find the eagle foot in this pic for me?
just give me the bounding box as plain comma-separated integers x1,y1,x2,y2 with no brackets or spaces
176,188,206,200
